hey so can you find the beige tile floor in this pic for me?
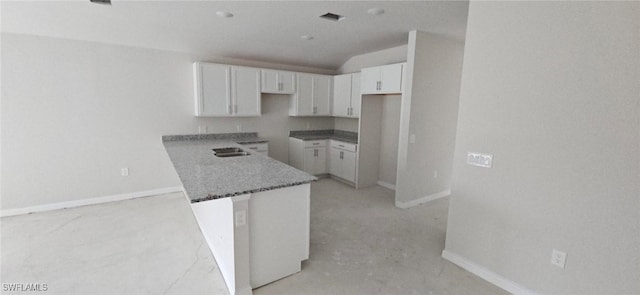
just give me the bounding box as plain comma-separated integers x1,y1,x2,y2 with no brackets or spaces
1,179,507,295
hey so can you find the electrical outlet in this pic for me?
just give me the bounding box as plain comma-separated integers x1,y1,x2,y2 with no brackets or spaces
306,122,311,130
235,210,247,227
433,171,438,178
410,134,416,143
121,168,129,176
551,249,567,268
236,124,242,132
198,125,207,134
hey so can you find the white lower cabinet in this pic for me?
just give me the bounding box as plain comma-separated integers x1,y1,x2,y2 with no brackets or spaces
288,138,327,175
329,140,357,183
303,146,327,175
289,138,357,181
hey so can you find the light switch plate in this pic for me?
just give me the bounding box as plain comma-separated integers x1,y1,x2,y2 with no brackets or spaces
467,152,493,168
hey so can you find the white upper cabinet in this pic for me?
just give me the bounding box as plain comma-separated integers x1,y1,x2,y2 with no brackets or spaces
231,66,261,116
313,75,331,115
360,63,404,94
194,62,261,117
290,73,332,116
262,70,296,94
332,74,351,117
332,72,361,118
195,63,231,116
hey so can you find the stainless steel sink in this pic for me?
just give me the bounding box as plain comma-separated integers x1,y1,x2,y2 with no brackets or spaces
213,147,244,154
213,147,250,158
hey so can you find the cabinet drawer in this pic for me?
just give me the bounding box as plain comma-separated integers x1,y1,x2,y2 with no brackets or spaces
303,140,327,148
330,140,357,152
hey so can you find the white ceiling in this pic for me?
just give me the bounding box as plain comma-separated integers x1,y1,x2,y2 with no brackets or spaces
1,1,469,70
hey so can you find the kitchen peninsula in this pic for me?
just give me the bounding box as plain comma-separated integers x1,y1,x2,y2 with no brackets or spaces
162,132,316,295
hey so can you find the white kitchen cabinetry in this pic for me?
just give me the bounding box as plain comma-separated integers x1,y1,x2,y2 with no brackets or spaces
329,140,357,183
361,63,404,94
332,73,361,118
290,73,332,116
303,146,327,175
194,62,261,117
239,142,269,156
288,138,328,175
262,70,296,94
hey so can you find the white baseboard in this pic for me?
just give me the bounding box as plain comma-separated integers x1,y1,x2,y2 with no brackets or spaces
395,189,450,209
376,180,396,191
1,186,184,217
442,250,538,295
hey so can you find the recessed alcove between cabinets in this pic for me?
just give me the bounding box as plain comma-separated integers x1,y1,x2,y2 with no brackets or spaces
358,94,402,190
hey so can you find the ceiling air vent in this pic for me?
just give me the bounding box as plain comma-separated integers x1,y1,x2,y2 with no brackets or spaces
90,0,111,5
319,12,345,21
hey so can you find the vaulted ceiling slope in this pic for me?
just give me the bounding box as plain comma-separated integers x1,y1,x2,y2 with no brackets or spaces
1,1,469,70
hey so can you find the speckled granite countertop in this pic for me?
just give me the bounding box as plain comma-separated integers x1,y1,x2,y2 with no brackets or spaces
163,133,316,203
289,129,358,144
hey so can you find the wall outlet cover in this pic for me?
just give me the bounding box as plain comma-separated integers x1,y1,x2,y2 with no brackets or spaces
551,249,567,268
235,210,247,227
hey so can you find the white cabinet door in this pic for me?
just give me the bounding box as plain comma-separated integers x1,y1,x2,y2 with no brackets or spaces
329,140,357,182
360,67,380,94
332,74,351,117
262,70,296,94
313,75,331,116
341,150,357,182
329,147,342,177
288,138,305,169
195,63,231,116
304,147,326,175
291,74,332,116
350,73,361,118
232,66,261,116
261,70,280,93
379,63,403,93
331,149,356,182
294,74,314,116
194,62,262,117
360,63,404,94
279,71,296,94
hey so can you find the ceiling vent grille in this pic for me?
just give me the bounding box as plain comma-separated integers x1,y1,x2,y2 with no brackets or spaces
90,0,111,5
319,12,345,21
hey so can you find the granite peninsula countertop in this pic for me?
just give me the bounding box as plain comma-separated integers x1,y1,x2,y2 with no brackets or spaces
289,129,358,144
163,133,317,203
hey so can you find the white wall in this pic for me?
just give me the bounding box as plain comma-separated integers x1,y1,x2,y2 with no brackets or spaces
0,33,333,210
333,118,358,133
395,31,465,206
377,95,401,186
445,2,640,294
338,45,408,74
